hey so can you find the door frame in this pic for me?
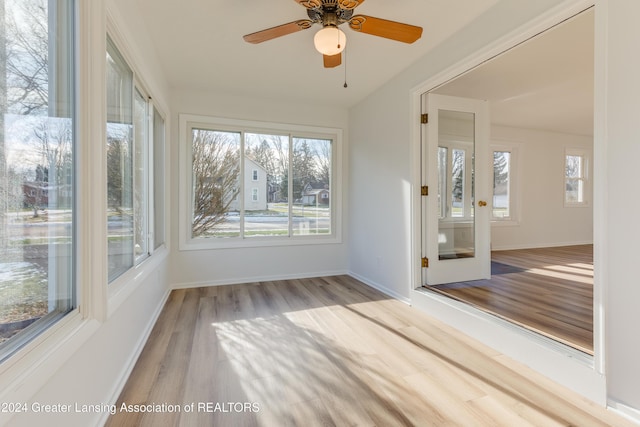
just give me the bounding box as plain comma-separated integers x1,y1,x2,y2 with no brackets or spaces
408,0,603,402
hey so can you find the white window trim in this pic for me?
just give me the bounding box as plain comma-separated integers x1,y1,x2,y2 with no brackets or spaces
490,141,522,227
179,114,342,251
564,147,590,208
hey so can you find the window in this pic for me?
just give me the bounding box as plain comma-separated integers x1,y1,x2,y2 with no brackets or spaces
107,38,164,282
183,116,339,247
437,144,474,220
1,0,76,360
565,149,588,206
493,151,511,219
153,107,166,249
491,143,520,223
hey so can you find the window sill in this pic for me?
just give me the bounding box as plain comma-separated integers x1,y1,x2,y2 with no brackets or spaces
179,234,342,252
0,311,100,424
108,245,169,318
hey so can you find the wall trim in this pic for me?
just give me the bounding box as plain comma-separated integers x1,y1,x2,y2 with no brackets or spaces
608,400,640,425
411,288,606,405
348,272,412,305
490,240,594,252
96,288,171,427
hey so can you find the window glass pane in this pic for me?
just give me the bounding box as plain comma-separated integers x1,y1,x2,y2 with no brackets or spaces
153,108,165,249
133,89,148,261
565,153,585,204
437,147,448,219
451,149,465,218
191,129,241,238
245,133,289,238
1,0,75,358
292,138,331,236
493,151,510,218
106,38,133,281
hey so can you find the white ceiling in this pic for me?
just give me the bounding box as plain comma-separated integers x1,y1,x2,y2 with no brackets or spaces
131,1,594,136
433,9,595,136
133,0,500,108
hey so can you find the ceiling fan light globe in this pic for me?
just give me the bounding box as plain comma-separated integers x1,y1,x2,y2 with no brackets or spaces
314,27,346,56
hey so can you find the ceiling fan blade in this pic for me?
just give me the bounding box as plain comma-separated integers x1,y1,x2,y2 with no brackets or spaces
338,0,365,10
349,15,422,44
323,53,342,68
243,20,313,44
294,0,322,9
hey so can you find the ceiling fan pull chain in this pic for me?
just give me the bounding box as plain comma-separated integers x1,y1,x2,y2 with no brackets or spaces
344,46,348,88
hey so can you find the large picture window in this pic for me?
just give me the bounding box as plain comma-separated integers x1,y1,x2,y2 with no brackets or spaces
183,117,339,247
0,0,76,360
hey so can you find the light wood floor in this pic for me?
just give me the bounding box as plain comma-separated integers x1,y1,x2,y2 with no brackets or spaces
105,274,634,427
431,245,593,354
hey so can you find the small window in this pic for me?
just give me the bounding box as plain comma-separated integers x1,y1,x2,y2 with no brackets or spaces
493,151,511,219
252,169,258,181
252,188,259,202
565,149,589,206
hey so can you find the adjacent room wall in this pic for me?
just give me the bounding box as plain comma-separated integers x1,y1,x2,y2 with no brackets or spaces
490,125,593,250
168,90,350,288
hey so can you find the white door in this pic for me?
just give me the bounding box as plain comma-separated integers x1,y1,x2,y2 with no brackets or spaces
422,93,491,285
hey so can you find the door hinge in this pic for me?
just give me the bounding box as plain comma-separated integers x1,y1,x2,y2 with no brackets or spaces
421,257,429,268
421,185,428,196
421,113,428,124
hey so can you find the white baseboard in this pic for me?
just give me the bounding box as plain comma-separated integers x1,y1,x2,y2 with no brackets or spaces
347,272,411,305
608,400,640,425
96,288,171,427
172,269,350,290
491,240,594,251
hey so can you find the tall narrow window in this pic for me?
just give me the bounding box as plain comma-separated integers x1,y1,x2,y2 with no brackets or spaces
133,89,149,262
493,151,511,219
153,107,165,249
565,149,588,206
106,38,134,281
1,0,76,360
106,38,159,282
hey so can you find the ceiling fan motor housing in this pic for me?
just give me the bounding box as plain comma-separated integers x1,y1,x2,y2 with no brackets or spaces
307,1,354,27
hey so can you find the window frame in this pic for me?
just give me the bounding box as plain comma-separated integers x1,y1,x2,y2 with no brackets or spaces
490,141,521,226
105,36,167,287
564,147,590,208
0,0,78,363
179,114,342,250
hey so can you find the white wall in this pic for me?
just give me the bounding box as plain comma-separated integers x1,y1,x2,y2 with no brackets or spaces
491,125,593,250
169,90,350,288
597,0,640,418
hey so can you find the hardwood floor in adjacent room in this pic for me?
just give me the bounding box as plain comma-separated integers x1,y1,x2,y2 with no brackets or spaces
105,274,630,427
430,245,594,354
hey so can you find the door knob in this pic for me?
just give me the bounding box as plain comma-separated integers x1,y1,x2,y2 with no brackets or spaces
478,200,487,207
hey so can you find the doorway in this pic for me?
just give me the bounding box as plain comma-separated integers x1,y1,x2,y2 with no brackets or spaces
420,8,595,353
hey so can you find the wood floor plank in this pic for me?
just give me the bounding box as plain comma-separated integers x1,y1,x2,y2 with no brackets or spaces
106,275,635,427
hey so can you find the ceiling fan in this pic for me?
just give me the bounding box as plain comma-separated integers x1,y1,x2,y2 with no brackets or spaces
243,0,423,68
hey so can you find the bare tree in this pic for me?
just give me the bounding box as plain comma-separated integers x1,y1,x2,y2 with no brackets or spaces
191,130,240,237
5,0,48,115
